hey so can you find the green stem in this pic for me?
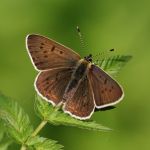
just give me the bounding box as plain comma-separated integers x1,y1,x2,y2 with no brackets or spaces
31,120,47,137
20,145,26,150
20,120,47,150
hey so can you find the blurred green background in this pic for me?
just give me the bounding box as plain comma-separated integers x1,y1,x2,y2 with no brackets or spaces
0,0,150,149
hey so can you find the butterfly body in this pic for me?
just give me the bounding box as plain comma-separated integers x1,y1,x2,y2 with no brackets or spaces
62,58,91,103
26,34,124,120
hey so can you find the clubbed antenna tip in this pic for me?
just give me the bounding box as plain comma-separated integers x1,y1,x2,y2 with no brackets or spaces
76,26,80,33
109,48,115,52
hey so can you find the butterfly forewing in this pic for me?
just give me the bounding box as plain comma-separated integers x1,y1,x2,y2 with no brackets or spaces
88,65,123,108
26,34,81,71
63,76,95,119
35,68,74,105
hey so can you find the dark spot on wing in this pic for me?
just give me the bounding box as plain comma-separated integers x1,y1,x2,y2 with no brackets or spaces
40,46,43,49
111,86,114,89
104,88,107,91
41,43,44,45
104,79,107,84
46,82,49,85
44,55,48,58
43,50,47,53
51,46,55,52
109,89,112,92
60,51,63,54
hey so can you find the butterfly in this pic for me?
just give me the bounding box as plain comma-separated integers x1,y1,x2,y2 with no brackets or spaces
26,34,124,120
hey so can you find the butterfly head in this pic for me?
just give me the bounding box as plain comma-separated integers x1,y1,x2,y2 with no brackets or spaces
84,54,92,62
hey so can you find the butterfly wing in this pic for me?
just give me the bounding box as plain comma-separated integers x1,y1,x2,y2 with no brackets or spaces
63,76,95,120
35,68,74,105
26,34,81,71
88,65,124,108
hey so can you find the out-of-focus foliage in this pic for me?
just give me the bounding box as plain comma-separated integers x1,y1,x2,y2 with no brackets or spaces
0,122,12,150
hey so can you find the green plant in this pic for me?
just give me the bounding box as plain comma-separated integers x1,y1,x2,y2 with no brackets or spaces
0,55,132,150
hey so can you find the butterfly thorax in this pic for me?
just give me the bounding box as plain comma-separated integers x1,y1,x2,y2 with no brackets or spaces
84,54,92,62
62,58,91,102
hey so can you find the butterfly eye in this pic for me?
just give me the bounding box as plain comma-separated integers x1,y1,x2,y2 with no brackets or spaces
89,58,92,62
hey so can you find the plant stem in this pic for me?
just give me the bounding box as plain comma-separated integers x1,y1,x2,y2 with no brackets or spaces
20,120,47,150
20,145,26,150
31,120,47,137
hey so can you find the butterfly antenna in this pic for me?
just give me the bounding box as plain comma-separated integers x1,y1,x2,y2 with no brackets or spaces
76,26,86,50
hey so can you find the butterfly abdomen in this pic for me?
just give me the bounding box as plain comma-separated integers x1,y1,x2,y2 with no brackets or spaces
62,59,90,102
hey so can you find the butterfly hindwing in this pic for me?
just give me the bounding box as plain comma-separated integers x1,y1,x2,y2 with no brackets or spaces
88,65,123,108
26,34,81,71
35,68,74,105
63,76,95,119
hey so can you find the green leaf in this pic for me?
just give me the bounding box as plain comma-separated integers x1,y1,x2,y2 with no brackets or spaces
0,134,12,150
94,55,132,76
0,121,5,141
0,121,12,150
26,136,63,150
35,96,111,131
0,94,33,144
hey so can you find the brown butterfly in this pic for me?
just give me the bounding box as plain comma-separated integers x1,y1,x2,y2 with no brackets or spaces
26,34,124,120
